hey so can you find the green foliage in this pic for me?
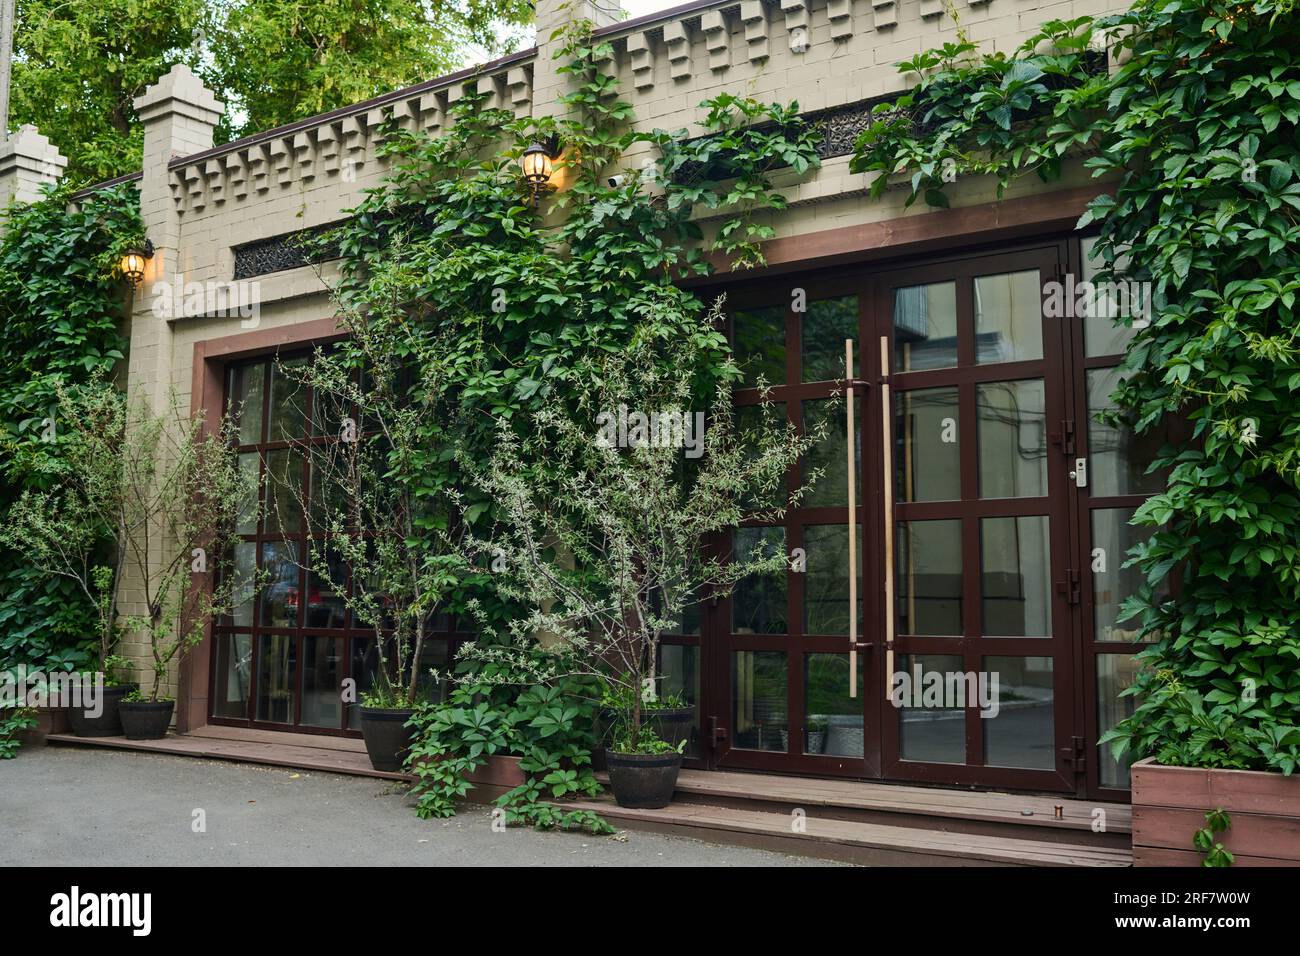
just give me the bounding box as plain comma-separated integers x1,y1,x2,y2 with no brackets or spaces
852,0,1300,774
1194,808,1235,867
0,182,139,673
0,706,38,759
12,0,533,183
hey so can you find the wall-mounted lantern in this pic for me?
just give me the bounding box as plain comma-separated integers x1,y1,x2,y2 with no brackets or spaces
119,239,154,288
520,137,561,207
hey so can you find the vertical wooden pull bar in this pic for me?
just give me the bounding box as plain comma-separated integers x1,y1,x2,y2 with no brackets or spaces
846,339,858,698
879,336,896,701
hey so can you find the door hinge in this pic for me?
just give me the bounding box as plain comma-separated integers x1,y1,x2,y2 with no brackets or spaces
1059,735,1087,772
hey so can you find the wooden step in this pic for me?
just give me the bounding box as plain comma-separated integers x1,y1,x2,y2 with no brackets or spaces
661,769,1131,848
568,794,1132,867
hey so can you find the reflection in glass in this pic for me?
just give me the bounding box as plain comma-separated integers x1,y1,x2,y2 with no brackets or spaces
1091,508,1167,641
269,357,308,441
1097,654,1140,787
981,516,1052,637
236,452,260,533
256,633,296,723
896,386,960,502
259,541,301,628
736,402,787,510
212,633,252,719
229,363,266,445
898,653,965,763
802,296,858,383
974,270,1042,364
732,651,787,751
1082,236,1140,358
306,545,348,628
977,379,1047,498
228,541,256,627
734,307,786,387
300,637,343,728
732,527,788,634
894,283,958,371
805,654,862,756
802,398,858,507
983,656,1054,769
1088,367,1167,497
659,644,700,757
897,520,963,636
265,449,304,532
803,524,861,635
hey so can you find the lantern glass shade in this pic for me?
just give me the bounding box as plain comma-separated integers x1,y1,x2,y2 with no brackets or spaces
521,145,553,186
121,250,147,285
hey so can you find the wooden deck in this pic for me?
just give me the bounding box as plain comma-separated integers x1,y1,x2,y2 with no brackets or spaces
45,729,1132,866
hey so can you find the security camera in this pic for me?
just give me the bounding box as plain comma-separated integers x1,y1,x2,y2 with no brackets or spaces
607,173,627,188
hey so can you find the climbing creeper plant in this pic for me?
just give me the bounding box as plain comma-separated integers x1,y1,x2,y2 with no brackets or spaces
852,0,1300,774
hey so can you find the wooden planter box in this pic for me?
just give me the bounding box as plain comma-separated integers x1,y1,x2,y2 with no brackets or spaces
1131,757,1300,866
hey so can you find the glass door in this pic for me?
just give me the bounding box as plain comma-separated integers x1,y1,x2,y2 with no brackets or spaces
874,246,1079,792
708,278,881,777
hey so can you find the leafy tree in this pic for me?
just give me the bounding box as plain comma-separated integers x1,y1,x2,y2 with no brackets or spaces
11,0,532,184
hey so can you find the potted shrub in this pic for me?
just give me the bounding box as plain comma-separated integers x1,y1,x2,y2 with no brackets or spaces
461,312,822,809
4,376,252,741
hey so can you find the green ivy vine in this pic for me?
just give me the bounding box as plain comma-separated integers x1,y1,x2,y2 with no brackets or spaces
318,12,821,827
851,0,1300,774
0,182,141,674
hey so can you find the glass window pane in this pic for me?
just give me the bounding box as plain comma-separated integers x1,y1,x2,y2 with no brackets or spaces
975,270,1042,364
805,654,862,756
894,282,957,372
897,654,965,763
305,544,348,629
896,386,961,502
803,524,861,636
733,307,786,387
235,452,261,534
256,634,296,724
259,541,301,629
1091,508,1168,642
801,398,859,507
227,541,256,627
983,656,1054,769
732,651,787,751
802,296,857,383
1087,367,1168,497
659,644,700,758
269,357,308,441
737,402,787,510
980,516,1052,637
412,641,452,704
1097,654,1140,787
265,449,303,533
978,379,1047,498
1082,236,1140,358
229,362,266,445
732,527,787,634
300,637,343,728
897,519,963,636
212,633,252,719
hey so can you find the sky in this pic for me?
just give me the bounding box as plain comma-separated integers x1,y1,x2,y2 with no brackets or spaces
619,0,685,19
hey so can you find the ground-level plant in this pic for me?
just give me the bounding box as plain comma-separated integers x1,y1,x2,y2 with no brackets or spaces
2,376,252,737
0,706,37,759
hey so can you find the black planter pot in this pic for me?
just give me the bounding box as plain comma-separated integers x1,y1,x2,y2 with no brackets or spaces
645,706,694,751
119,700,175,740
605,750,683,809
359,707,416,772
67,683,136,738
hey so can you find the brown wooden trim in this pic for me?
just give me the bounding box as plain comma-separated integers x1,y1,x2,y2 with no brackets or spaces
696,185,1107,282
176,318,347,734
